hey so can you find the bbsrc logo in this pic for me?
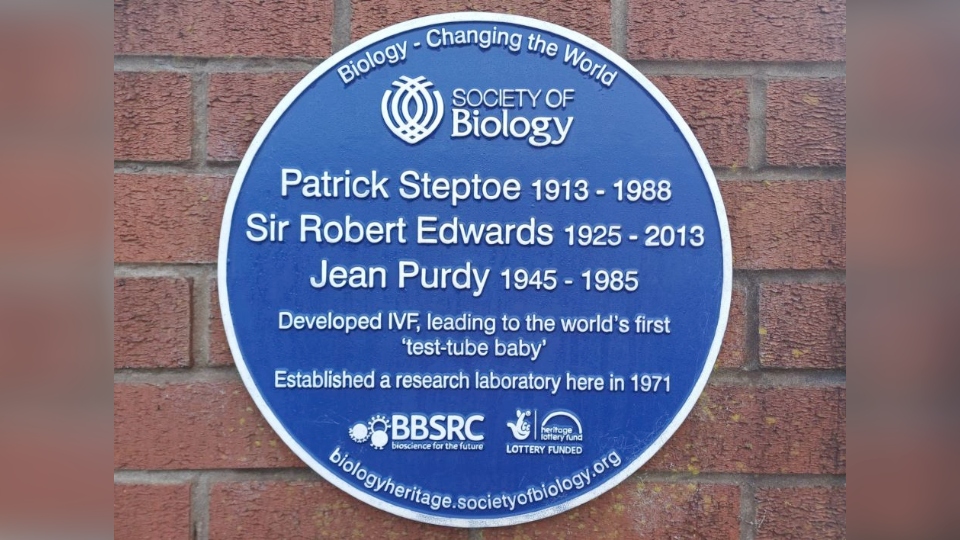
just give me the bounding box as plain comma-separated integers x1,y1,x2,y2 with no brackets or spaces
349,413,485,451
381,76,444,144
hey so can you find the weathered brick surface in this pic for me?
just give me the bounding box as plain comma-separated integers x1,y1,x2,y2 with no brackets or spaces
767,78,846,167
721,180,846,270
114,174,230,263
628,0,846,61
114,277,191,369
647,386,846,474
114,72,192,162
761,283,846,368
114,381,303,470
114,0,333,58
114,483,191,540
210,481,467,539
351,0,611,46
717,284,747,368
487,482,739,539
755,486,846,540
650,77,749,168
209,279,234,367
207,72,308,162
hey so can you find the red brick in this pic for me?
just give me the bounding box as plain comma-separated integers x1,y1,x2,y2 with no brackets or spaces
488,483,739,539
210,481,466,539
114,381,303,470
114,174,230,263
114,277,191,369
721,180,845,270
351,0,611,47
207,72,307,162
755,486,845,540
628,0,845,61
647,385,845,474
209,278,233,366
717,284,747,368
114,72,192,162
114,0,333,58
114,483,191,540
651,77,749,168
761,283,846,368
767,78,847,167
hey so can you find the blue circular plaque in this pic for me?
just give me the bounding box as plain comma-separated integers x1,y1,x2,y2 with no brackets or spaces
220,13,731,526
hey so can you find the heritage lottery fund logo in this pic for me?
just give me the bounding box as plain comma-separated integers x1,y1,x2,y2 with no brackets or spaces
380,75,578,147
507,408,585,455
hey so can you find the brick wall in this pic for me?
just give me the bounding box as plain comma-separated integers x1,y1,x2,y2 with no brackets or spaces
114,1,845,538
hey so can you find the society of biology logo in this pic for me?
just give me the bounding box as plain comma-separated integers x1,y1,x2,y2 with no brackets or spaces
381,76,444,144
